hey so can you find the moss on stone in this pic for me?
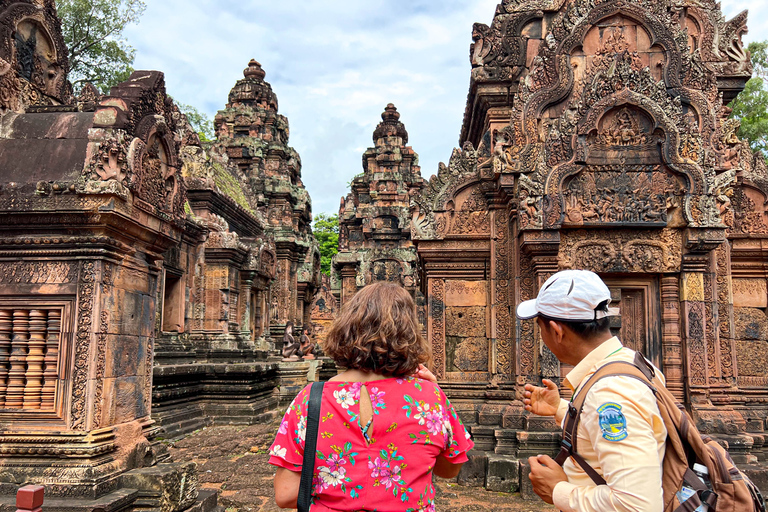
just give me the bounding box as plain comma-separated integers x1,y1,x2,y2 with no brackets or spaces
211,162,254,213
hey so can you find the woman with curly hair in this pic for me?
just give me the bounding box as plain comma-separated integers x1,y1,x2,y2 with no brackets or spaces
269,282,473,511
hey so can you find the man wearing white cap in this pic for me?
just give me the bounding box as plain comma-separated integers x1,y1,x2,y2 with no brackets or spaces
517,269,667,512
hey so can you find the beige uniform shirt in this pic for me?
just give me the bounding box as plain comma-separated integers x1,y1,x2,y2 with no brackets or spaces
552,337,667,512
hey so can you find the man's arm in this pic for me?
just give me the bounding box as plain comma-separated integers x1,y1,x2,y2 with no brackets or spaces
553,377,666,512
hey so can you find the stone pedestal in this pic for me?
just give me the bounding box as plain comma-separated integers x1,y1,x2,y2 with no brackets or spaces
276,360,323,405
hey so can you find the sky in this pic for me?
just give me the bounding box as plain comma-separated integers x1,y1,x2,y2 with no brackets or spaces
125,0,768,218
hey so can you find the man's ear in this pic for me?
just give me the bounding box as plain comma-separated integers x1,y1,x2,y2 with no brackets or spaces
548,320,565,344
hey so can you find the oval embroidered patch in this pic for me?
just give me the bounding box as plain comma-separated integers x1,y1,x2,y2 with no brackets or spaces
597,402,628,442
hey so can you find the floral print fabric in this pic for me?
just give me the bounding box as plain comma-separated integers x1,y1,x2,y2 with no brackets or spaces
269,377,473,512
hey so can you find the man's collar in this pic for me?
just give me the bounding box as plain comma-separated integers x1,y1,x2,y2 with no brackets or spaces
563,336,623,392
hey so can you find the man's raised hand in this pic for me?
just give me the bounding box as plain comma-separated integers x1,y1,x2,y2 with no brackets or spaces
523,378,561,417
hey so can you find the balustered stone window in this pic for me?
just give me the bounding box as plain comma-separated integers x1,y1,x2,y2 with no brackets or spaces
0,307,64,411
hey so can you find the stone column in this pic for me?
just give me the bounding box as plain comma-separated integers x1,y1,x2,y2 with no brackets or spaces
661,275,685,401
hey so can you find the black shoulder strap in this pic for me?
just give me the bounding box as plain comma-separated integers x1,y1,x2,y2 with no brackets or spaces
554,352,657,486
298,381,324,512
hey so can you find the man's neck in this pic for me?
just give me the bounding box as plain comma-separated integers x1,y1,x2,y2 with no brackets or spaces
566,332,614,366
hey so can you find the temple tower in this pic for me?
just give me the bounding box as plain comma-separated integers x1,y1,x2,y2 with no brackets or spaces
333,104,425,310
213,60,321,337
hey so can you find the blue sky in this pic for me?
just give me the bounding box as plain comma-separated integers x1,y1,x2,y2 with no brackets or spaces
125,0,768,218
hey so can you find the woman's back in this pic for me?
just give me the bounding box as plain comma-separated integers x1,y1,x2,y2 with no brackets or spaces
269,376,473,512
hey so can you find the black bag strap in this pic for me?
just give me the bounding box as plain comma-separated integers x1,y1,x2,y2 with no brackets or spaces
298,381,325,512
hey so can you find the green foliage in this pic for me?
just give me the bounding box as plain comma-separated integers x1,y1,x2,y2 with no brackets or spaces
57,0,146,92
313,213,339,276
177,103,214,142
730,41,768,160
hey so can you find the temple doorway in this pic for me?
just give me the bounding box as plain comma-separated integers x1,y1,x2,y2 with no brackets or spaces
603,276,662,369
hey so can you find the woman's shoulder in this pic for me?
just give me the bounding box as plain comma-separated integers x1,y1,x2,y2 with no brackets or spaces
379,377,446,398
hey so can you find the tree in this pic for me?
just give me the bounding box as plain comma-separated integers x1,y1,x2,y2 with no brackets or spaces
57,0,146,93
313,213,339,276
730,41,768,160
177,103,214,142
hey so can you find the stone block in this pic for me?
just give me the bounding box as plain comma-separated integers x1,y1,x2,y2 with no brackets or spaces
734,308,768,341
469,425,495,451
516,431,561,459
519,461,539,500
694,409,747,435
737,340,768,377
445,306,486,337
494,429,519,455
525,414,559,432
111,289,145,337
502,402,526,429
486,455,520,493
444,280,487,307
104,334,140,378
114,376,143,424
456,451,487,487
121,462,198,512
478,403,504,426
114,267,152,294
452,402,478,425
733,278,768,308
742,464,768,497
451,337,488,372
711,434,755,464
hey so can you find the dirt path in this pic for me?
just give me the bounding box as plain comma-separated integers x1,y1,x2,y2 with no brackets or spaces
167,421,556,512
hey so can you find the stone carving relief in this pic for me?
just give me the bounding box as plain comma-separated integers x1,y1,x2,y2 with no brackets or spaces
71,261,95,431
0,3,72,112
562,165,685,226
411,143,481,241
450,187,490,235
0,261,77,284
559,230,681,273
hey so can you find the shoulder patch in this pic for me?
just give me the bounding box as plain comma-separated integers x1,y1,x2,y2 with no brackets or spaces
597,402,628,442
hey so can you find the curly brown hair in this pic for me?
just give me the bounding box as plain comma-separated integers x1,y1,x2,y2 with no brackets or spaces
322,282,430,377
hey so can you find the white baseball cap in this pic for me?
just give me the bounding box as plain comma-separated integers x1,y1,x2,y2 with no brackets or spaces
516,270,618,322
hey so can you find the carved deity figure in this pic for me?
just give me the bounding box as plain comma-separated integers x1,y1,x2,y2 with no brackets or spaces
600,108,648,146
282,321,301,360
299,328,315,360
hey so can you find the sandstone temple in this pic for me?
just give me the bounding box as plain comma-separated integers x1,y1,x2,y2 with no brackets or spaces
1,0,768,509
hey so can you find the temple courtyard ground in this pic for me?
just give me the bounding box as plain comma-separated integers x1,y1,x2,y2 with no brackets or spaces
167,420,557,512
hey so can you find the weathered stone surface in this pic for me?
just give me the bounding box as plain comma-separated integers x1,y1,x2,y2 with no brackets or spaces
735,308,768,341
486,456,520,493
452,337,489,372
445,307,486,337
445,280,488,307
457,451,487,487
737,340,768,377
733,278,768,308
121,462,198,512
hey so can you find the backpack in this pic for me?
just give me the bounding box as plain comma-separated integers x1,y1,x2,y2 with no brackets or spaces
553,351,766,512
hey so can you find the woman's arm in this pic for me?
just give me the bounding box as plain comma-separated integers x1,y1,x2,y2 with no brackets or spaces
433,454,464,479
273,467,301,509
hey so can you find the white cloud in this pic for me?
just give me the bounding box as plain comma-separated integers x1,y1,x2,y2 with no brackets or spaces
124,0,768,216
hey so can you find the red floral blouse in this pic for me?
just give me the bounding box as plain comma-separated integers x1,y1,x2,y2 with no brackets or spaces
269,377,474,512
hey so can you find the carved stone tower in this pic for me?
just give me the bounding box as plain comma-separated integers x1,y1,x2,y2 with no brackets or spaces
412,0,768,488
333,104,425,308
213,60,321,338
